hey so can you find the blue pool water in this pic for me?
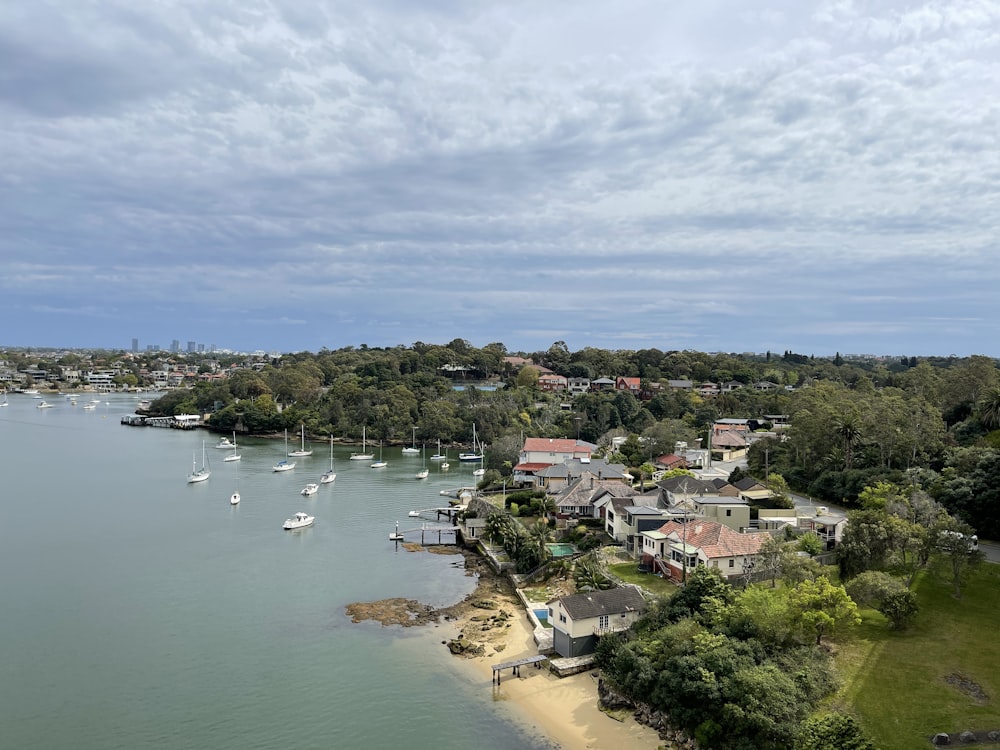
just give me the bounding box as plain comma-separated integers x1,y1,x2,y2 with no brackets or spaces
533,608,549,621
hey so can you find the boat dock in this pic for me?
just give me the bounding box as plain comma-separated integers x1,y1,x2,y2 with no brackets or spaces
491,654,548,684
407,506,463,522
120,414,202,429
388,521,460,545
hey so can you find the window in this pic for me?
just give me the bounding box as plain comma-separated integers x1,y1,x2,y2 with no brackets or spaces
559,614,566,623
598,615,609,629
726,508,732,517
728,559,735,568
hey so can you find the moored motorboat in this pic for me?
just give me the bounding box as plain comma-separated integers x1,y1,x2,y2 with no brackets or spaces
301,483,319,496
230,492,241,505
283,512,314,530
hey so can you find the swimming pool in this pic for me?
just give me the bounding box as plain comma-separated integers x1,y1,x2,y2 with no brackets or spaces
546,543,576,557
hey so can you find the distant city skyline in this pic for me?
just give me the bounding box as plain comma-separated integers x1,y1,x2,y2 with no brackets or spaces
3,2,999,357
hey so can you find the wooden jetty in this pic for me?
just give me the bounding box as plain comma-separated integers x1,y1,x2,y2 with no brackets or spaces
388,521,460,545
491,654,548,684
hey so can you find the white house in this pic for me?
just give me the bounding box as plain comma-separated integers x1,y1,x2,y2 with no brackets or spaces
547,587,648,657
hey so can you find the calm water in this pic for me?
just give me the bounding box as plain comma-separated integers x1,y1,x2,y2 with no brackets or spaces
0,394,545,750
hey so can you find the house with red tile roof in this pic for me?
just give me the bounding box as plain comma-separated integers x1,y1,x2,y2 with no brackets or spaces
640,519,770,583
511,438,595,486
616,376,642,394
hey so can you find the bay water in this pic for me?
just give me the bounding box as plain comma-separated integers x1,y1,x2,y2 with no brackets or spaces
0,394,547,749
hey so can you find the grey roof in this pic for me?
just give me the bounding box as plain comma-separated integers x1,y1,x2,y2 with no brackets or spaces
536,457,627,479
657,476,718,495
623,505,666,515
553,587,647,621
733,476,767,491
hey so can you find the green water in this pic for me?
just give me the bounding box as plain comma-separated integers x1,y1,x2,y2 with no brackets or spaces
0,395,547,749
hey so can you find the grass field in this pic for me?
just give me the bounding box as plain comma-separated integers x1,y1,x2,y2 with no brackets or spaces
607,561,678,597
835,563,1000,749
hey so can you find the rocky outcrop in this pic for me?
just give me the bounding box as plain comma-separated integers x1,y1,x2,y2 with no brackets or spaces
597,679,699,749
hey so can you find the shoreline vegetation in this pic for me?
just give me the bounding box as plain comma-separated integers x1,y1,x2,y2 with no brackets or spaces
346,545,663,750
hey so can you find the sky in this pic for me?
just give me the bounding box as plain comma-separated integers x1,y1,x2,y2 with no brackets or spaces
2,1,999,357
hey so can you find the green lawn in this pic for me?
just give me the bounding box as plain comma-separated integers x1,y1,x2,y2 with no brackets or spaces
607,561,678,598
835,564,1000,749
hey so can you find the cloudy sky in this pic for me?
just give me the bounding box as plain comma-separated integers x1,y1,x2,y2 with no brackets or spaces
2,1,998,357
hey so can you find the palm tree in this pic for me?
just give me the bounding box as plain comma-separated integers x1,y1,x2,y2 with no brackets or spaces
978,386,1000,430
834,414,863,470
527,520,553,564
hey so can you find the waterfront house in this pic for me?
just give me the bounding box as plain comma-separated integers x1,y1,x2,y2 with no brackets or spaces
640,519,770,584
547,587,648,658
548,471,637,518
512,438,595,486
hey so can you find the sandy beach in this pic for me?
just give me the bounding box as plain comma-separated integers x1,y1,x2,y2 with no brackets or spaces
347,546,662,750
448,607,661,750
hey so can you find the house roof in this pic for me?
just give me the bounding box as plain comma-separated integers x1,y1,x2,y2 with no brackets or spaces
551,587,647,620
733,476,768,492
657,476,719,496
513,462,553,473
553,474,638,507
654,453,687,468
536,458,627,480
712,431,747,448
522,437,592,455
653,519,769,558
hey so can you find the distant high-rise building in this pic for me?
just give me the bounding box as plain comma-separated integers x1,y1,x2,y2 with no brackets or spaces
197,343,205,353
187,341,196,353
210,344,217,353
131,338,139,352
171,340,179,353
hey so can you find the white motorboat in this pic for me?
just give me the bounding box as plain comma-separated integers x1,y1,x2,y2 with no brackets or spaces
415,468,429,479
283,512,314,530
301,483,319,496
215,436,237,449
273,430,296,471
82,402,96,410
288,423,313,457
23,389,39,395
350,426,374,460
473,467,485,477
230,492,241,505
402,426,420,455
320,436,337,483
36,400,53,409
187,442,211,483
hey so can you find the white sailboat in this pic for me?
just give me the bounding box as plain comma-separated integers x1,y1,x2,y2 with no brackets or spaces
223,431,241,462
415,445,429,479
350,426,374,460
287,423,313,457
187,441,211,483
230,460,241,504
370,441,387,469
402,426,420,455
320,436,337,483
430,438,446,461
458,423,484,462
273,430,296,472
